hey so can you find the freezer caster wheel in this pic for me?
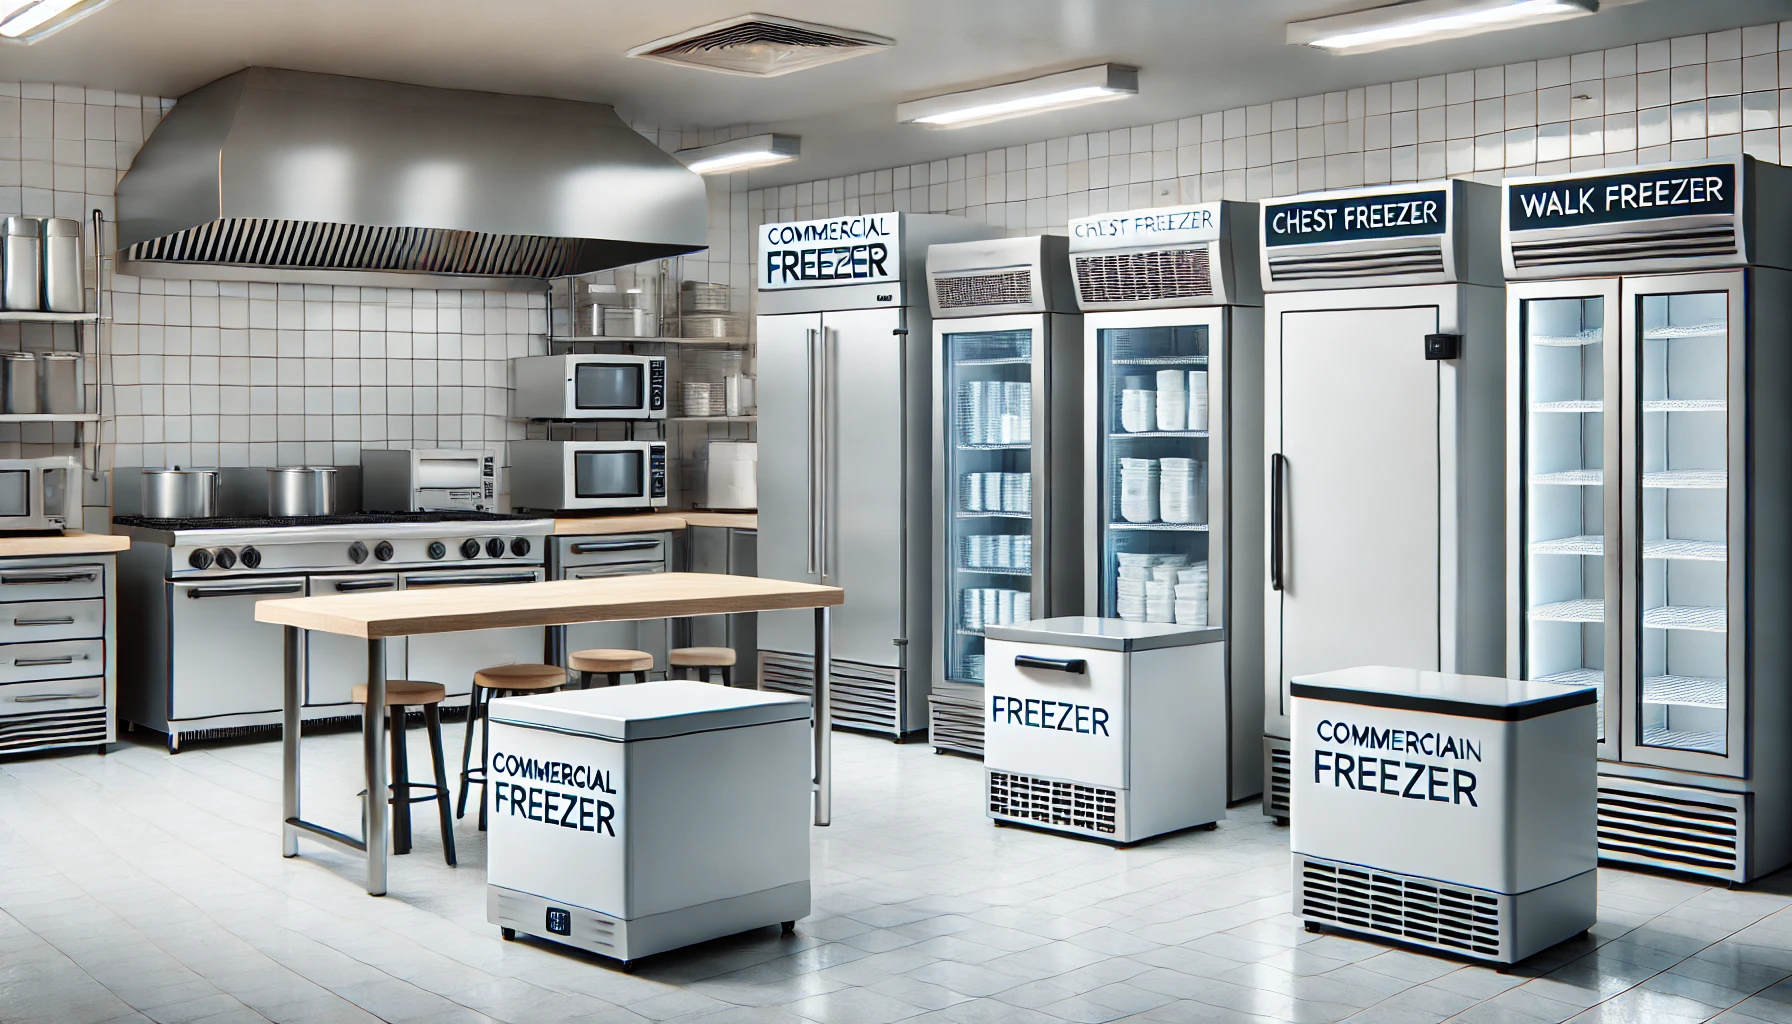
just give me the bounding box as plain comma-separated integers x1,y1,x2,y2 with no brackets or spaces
781,921,797,935
95,743,112,756
167,734,180,755
500,927,516,941
1273,816,1289,827
1304,922,1322,933
620,960,636,972
1201,822,1219,830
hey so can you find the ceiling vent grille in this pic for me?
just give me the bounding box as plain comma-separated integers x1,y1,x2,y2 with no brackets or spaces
1073,247,1213,305
1596,781,1741,879
1511,225,1738,270
934,270,1033,310
627,14,894,77
1298,856,1504,960
1268,243,1445,282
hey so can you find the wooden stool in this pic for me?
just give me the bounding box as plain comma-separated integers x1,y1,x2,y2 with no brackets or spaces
568,648,654,689
457,663,567,831
352,680,455,866
670,646,736,686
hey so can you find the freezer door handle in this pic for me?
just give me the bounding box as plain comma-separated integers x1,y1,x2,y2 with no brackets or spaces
1014,655,1087,674
807,327,820,576
1270,452,1287,592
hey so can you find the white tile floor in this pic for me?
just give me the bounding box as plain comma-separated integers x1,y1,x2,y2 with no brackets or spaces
3,722,1792,1024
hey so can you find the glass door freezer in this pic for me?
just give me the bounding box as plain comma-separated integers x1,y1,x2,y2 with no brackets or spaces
1503,155,1792,883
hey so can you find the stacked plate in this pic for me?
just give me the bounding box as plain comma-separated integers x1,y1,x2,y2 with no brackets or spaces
1120,458,1159,523
958,382,1033,445
1115,553,1186,622
1160,458,1203,525
1188,370,1210,432
1176,561,1210,626
682,382,725,417
1156,369,1187,432
961,472,1033,513
1120,376,1155,433
960,587,1032,629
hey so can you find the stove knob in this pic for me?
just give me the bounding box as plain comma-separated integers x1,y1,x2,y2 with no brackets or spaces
348,541,369,564
239,546,262,569
510,537,531,557
188,549,213,570
373,541,394,561
214,548,237,570
460,538,481,559
427,541,447,560
485,538,505,558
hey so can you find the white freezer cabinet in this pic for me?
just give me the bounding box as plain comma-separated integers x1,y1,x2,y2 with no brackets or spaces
983,616,1226,843
485,681,812,965
1290,666,1596,964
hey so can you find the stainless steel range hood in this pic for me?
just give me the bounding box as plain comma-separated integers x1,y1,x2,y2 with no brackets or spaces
116,68,708,287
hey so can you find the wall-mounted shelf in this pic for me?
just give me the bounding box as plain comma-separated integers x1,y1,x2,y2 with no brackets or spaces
0,414,100,423
671,416,757,423
550,335,748,347
0,311,102,324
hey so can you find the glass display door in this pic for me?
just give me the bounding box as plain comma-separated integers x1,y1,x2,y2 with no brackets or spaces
1622,274,1745,775
943,326,1037,685
1094,318,1213,627
1517,282,1619,756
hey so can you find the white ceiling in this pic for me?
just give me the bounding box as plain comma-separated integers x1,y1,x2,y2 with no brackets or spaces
5,0,1784,187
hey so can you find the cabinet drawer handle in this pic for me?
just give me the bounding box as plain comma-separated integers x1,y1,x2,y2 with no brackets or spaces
1,572,96,585
187,583,305,598
13,691,98,703
334,580,396,592
1014,655,1087,674
406,574,537,587
571,540,661,554
13,655,77,667
14,616,76,626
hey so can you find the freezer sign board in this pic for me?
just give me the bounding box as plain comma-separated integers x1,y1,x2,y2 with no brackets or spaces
1263,189,1449,247
1507,163,1735,231
759,212,902,290
1308,715,1482,806
1069,203,1223,249
488,749,619,836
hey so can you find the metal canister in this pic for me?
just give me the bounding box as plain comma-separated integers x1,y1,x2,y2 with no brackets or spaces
267,466,339,516
2,217,43,312
40,219,83,313
38,353,81,414
2,352,39,414
141,468,220,519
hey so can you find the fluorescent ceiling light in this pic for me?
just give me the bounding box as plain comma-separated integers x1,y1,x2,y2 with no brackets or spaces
1288,0,1597,55
898,64,1138,129
0,0,116,42
676,134,801,175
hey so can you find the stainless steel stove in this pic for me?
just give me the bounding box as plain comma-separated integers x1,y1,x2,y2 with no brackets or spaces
114,511,555,752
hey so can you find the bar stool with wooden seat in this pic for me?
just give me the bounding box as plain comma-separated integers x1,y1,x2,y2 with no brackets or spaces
568,648,655,689
457,663,568,831
669,646,736,686
352,679,456,866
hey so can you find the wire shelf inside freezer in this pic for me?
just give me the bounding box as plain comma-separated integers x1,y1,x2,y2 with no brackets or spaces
956,565,1032,576
1643,470,1727,490
1536,667,1604,685
958,442,1033,451
1643,605,1727,633
1533,400,1603,413
1530,598,1605,623
1644,399,1726,413
1643,322,1726,340
1643,675,1728,709
1532,535,1604,556
1109,430,1209,439
1646,538,1726,562
1111,356,1210,367
1642,726,1725,753
956,510,1032,519
1533,470,1604,486
1532,328,1603,347
954,356,1032,367
1110,522,1211,532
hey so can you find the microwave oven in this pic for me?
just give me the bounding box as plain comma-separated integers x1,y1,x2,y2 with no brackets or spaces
361,447,497,512
513,355,667,420
510,440,667,511
0,456,79,532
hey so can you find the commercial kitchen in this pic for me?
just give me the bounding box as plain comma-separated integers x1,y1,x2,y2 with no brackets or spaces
3,2,1792,1023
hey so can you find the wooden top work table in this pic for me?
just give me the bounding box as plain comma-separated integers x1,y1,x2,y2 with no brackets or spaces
255,572,844,895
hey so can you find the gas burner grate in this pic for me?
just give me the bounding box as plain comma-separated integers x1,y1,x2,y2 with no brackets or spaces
114,511,542,531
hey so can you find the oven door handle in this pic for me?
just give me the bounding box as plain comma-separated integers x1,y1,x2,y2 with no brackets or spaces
334,579,396,592
570,540,661,554
405,573,539,587
185,583,306,599
0,571,97,586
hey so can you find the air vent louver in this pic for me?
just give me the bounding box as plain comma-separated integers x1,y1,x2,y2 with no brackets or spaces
759,651,902,736
1267,243,1446,282
627,15,894,77
124,218,594,279
988,770,1118,835
1596,781,1741,879
0,707,108,755
1267,742,1292,821
934,270,1033,309
1511,225,1738,270
1073,247,1213,304
1298,857,1504,959
929,696,984,757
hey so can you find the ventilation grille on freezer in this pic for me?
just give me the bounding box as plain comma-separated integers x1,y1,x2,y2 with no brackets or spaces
627,15,894,77
933,270,1034,310
1267,741,1292,821
929,695,984,757
0,707,108,755
494,890,618,952
1510,225,1738,270
988,770,1119,835
1298,856,1504,959
1597,780,1742,879
1267,243,1444,282
1073,247,1213,304
759,650,902,736
124,218,589,279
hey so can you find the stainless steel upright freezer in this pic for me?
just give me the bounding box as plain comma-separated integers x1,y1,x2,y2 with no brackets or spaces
1503,154,1792,883
1068,201,1265,803
756,213,999,738
1259,180,1507,823
923,235,1082,755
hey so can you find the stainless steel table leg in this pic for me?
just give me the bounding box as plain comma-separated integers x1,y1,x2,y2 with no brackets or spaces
813,606,830,827
282,625,300,857
365,637,388,896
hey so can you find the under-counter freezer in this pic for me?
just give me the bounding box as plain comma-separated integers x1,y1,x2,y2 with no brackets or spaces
1503,154,1792,883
